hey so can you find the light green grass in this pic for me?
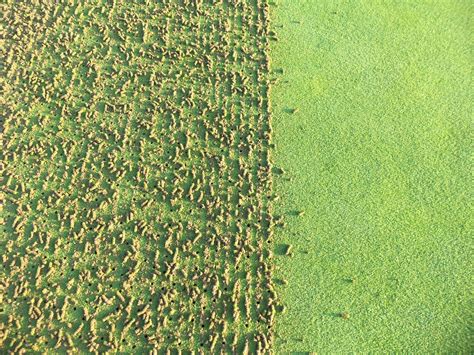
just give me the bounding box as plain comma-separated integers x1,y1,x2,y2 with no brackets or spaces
271,0,472,352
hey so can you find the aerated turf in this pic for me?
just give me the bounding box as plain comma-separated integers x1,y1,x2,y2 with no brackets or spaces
1,0,277,352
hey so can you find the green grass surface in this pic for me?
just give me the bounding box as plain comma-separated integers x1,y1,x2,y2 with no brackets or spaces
271,0,472,352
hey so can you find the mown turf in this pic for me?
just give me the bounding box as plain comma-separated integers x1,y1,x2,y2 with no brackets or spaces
270,0,472,352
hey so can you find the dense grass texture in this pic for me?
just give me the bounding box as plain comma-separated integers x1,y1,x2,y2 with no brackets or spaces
270,0,472,352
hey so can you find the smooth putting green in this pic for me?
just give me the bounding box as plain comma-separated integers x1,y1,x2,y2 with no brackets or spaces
271,0,472,352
